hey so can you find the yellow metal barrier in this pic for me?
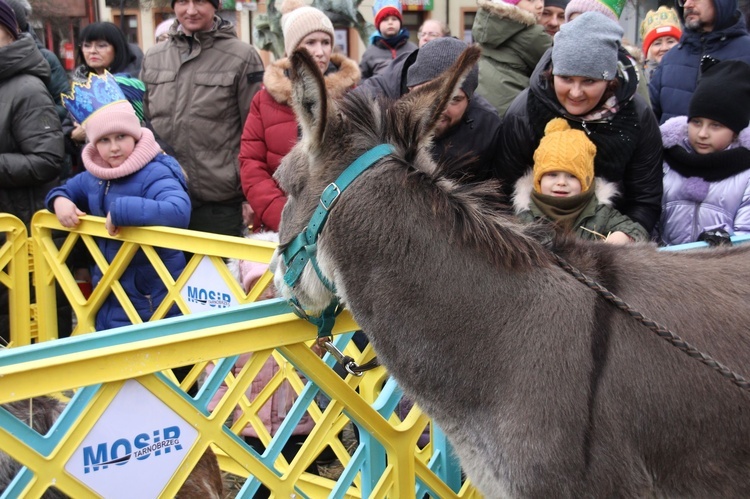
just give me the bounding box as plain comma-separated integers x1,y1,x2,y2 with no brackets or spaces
0,212,480,498
0,214,31,347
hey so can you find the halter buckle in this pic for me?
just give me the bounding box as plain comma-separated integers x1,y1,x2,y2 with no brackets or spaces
320,183,341,211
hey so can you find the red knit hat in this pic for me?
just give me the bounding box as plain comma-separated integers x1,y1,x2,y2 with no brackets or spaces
640,6,681,57
373,0,402,28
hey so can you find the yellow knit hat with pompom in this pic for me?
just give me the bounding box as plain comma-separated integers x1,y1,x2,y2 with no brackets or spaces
533,118,596,193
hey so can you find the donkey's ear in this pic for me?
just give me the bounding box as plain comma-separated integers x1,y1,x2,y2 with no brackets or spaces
398,45,481,146
288,48,328,150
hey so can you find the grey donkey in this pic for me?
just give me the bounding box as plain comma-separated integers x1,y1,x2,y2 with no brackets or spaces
271,46,750,498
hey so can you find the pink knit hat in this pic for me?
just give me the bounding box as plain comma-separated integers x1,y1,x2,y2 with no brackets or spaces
84,101,142,145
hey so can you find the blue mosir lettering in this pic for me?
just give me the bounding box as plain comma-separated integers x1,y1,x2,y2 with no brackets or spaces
134,433,150,461
111,438,132,467
83,443,108,474
163,426,182,454
80,426,185,474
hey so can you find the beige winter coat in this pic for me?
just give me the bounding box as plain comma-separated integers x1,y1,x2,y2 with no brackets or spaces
141,17,265,205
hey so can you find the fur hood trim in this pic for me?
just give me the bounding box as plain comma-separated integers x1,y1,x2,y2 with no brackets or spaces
659,116,689,149
512,170,620,214
263,53,361,105
477,0,538,27
660,115,750,149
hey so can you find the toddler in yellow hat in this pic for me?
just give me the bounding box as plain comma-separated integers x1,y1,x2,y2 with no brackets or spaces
513,118,649,243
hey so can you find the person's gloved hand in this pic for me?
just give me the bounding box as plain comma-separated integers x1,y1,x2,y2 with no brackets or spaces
697,228,732,247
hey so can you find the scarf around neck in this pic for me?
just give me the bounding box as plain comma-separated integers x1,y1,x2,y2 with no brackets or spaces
81,128,162,180
531,188,596,232
664,145,750,182
373,30,410,50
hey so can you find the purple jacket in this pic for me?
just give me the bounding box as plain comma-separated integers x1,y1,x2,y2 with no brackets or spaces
659,116,750,245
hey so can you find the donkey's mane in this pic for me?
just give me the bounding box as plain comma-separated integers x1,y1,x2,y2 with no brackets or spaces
336,91,554,271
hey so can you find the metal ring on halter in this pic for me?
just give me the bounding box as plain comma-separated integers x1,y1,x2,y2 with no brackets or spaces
288,297,310,321
345,362,364,377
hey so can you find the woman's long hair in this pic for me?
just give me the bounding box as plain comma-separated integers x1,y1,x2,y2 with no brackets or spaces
75,22,133,74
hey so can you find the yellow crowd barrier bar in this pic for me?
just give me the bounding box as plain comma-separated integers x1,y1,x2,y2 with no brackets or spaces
0,300,478,497
0,211,479,498
0,214,31,347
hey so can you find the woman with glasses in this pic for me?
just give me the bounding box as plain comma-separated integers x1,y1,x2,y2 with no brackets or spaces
69,22,145,144
417,19,449,47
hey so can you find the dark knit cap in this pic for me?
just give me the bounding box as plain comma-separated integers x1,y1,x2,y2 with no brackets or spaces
545,0,570,9
406,37,479,98
689,59,750,134
0,0,19,40
171,0,219,9
5,0,29,31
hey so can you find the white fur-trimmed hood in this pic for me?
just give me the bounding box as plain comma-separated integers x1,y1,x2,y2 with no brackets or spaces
512,170,621,214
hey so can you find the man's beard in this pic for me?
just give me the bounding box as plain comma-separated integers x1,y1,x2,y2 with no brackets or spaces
684,10,707,31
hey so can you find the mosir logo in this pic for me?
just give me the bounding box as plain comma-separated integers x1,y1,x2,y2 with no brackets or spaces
66,380,199,498
181,256,238,313
82,426,183,473
186,286,232,308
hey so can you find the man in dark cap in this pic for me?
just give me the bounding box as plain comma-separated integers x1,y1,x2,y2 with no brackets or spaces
357,37,502,182
540,0,569,36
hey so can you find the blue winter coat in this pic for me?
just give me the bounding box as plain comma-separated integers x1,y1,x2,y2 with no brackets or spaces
659,117,750,245
46,153,191,330
648,0,750,124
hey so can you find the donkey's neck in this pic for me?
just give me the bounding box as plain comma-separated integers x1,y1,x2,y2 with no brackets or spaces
317,163,592,419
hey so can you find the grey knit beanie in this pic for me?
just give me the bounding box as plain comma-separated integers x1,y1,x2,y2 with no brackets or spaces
552,11,623,81
5,0,29,31
406,37,478,98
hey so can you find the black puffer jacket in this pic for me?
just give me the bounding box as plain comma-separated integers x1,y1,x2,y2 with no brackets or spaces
0,34,65,344
499,48,663,232
0,34,64,228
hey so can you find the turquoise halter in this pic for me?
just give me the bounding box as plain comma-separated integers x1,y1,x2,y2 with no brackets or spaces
281,143,394,337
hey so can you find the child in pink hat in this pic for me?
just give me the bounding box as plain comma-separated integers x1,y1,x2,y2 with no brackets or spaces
45,71,191,331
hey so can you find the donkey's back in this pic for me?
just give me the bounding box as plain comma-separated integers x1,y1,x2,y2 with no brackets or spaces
475,241,750,498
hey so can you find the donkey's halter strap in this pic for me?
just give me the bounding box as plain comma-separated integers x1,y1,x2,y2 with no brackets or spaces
282,144,393,375
282,143,395,291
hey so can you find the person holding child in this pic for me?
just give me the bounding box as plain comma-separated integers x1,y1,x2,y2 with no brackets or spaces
498,12,663,234
359,0,417,80
45,71,191,331
514,118,649,243
658,59,750,246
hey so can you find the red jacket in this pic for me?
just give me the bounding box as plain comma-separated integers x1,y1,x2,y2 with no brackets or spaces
239,53,361,231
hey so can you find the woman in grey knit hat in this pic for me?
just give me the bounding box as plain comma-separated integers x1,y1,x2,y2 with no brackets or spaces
497,11,664,234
